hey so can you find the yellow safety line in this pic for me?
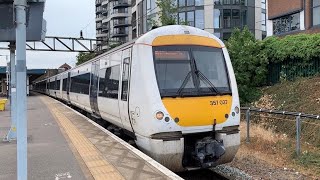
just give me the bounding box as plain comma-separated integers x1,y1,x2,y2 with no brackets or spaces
41,97,124,180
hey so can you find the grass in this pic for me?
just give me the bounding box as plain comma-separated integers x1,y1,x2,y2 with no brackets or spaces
241,76,320,177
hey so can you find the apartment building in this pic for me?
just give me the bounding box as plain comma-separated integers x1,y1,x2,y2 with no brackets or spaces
96,0,267,50
267,0,320,36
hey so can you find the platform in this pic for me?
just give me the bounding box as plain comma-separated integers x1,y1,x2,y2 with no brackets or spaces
0,94,182,180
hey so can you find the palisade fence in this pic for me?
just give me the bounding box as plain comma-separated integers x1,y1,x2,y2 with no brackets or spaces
241,107,320,156
267,58,320,85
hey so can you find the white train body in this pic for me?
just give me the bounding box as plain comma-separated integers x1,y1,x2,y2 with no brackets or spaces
33,26,240,171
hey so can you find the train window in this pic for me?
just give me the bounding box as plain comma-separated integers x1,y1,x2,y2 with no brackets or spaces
56,80,61,90
99,65,120,99
192,47,230,92
121,58,130,101
153,46,231,97
70,73,90,94
62,78,67,91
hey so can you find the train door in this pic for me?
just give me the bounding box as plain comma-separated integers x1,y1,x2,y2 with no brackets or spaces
119,48,133,131
90,61,101,117
66,72,71,103
54,77,57,98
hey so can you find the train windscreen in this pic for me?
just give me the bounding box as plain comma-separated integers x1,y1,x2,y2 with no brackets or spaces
153,46,231,97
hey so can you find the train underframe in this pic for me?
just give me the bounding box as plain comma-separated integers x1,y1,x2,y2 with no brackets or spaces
136,128,240,172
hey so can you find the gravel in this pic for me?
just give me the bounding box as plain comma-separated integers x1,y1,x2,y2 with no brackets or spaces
212,165,253,180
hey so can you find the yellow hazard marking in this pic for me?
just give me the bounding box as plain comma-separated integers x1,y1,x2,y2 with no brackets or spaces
12,127,16,132
41,97,124,180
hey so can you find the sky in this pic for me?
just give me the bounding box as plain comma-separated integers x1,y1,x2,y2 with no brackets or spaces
0,0,96,69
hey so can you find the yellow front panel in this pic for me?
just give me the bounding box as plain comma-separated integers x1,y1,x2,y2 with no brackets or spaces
162,96,233,127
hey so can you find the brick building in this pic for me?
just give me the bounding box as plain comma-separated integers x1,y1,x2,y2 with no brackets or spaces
267,0,320,36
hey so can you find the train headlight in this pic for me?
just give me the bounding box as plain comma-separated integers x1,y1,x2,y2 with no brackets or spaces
235,106,240,114
155,111,164,120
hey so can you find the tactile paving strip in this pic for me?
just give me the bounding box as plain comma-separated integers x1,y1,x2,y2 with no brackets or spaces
41,97,124,180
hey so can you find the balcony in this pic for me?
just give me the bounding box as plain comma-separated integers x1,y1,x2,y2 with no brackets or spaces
102,0,108,7
96,0,102,6
102,25,110,33
96,8,103,14
113,20,131,28
96,23,103,30
113,1,130,9
111,31,128,38
96,32,109,38
96,16,104,22
102,8,109,16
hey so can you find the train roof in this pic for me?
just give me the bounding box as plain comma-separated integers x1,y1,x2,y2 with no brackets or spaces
34,25,225,84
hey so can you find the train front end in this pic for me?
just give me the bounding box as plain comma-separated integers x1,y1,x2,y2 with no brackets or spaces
131,26,240,171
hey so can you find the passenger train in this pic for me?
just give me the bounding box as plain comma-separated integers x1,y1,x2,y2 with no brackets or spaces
33,25,240,172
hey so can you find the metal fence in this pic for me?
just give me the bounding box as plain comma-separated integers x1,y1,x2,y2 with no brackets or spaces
267,58,320,84
241,107,320,156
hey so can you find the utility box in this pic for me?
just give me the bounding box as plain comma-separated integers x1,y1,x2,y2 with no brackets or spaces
0,0,46,42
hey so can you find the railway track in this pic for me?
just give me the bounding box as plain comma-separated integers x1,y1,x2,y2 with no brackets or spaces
177,169,230,180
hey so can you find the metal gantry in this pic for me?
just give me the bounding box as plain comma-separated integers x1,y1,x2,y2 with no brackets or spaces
0,36,102,52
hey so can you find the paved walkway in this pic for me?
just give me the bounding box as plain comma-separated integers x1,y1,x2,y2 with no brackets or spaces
0,94,181,180
0,95,87,180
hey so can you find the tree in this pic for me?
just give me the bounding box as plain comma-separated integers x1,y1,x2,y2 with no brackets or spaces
226,27,268,104
156,0,178,25
76,52,95,66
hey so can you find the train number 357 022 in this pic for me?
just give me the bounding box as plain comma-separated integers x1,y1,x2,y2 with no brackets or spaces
210,100,228,106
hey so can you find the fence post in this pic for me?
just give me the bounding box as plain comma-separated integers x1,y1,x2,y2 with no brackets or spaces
296,115,301,156
246,109,251,143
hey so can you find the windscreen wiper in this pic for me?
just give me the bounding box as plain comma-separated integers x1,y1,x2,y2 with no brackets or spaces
191,55,220,95
177,71,192,97
196,70,221,95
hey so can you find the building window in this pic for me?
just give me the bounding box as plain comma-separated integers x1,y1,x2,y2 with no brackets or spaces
214,9,221,28
187,0,194,6
178,12,186,24
179,0,186,7
187,11,195,26
313,0,320,26
99,65,120,99
223,0,231,5
223,9,231,28
232,9,240,27
178,10,204,28
195,0,204,6
273,13,300,35
195,10,204,29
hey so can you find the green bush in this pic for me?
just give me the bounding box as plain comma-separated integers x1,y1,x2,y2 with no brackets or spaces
227,29,320,104
226,27,268,104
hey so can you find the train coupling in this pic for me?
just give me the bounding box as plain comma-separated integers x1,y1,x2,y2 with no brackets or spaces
194,137,225,168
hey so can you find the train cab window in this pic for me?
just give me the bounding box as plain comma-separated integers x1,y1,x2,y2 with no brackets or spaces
153,46,231,97
99,65,120,99
121,58,130,101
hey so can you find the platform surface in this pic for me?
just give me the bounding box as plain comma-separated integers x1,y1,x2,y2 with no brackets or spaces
0,94,181,180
